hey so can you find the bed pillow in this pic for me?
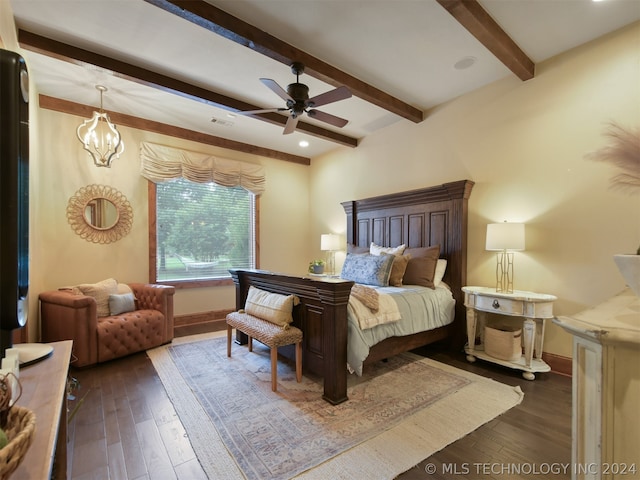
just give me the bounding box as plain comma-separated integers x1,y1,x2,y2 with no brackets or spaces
387,253,411,287
340,253,395,287
402,245,441,289
433,259,447,287
244,286,299,327
347,244,370,255
109,293,136,316
76,278,118,317
369,242,406,256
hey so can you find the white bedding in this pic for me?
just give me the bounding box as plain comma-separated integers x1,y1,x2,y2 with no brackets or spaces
348,289,402,330
347,283,456,375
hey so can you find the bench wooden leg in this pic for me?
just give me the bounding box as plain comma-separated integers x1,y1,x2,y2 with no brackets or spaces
248,336,253,352
271,347,278,391
227,325,232,357
295,341,302,383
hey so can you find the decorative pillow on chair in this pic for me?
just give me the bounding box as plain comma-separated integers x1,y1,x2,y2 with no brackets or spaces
109,293,136,316
76,278,118,317
402,245,441,289
340,253,395,287
244,286,299,327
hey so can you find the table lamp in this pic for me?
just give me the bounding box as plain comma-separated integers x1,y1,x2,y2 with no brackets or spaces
486,222,525,293
320,233,341,276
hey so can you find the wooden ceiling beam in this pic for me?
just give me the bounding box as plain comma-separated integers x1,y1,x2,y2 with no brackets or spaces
39,95,311,165
18,30,358,149
436,0,535,81
143,0,424,123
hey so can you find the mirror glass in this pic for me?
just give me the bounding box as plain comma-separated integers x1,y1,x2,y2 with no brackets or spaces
84,198,119,229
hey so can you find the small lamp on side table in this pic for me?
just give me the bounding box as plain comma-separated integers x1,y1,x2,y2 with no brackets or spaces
486,222,525,293
320,233,341,276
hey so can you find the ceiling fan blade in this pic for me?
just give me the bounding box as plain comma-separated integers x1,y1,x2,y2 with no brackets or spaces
283,115,299,135
307,109,349,128
240,107,288,115
260,78,293,102
307,86,351,108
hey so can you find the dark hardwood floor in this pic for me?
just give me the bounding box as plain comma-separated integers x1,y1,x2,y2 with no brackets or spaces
66,324,571,479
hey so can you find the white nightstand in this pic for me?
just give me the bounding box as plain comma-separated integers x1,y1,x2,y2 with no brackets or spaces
462,286,557,380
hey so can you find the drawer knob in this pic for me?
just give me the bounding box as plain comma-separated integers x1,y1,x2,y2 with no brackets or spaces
492,299,500,309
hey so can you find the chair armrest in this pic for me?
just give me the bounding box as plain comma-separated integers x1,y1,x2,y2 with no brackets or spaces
39,289,95,309
39,290,98,367
129,284,175,342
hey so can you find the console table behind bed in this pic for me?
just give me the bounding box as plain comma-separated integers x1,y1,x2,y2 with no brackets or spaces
230,179,474,404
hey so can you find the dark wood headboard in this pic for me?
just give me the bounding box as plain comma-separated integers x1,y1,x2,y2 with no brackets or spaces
341,179,474,348
230,179,474,404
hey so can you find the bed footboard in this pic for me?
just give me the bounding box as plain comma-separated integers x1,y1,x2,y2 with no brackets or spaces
229,269,354,404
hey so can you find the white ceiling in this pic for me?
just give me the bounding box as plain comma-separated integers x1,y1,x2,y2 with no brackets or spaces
8,0,640,160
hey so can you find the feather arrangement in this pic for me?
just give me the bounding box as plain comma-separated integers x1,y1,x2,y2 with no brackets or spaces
586,122,640,194
586,122,640,255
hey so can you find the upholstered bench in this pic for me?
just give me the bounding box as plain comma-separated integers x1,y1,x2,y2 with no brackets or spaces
226,311,302,392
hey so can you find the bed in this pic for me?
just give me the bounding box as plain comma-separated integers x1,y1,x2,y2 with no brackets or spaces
230,179,474,404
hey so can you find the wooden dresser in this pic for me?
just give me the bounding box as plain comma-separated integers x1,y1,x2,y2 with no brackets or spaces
12,341,72,479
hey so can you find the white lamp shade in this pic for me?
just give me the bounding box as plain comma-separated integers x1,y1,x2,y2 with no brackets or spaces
321,233,341,251
486,223,525,251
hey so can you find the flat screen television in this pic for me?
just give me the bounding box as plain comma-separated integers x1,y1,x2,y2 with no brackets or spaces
0,49,30,358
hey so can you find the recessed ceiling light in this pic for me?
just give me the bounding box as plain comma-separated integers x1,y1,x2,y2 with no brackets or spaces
454,56,477,70
299,140,309,148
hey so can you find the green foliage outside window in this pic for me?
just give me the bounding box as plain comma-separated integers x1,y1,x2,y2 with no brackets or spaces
156,178,255,281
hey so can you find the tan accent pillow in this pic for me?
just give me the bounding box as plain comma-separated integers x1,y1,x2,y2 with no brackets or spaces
244,286,299,327
387,253,411,287
370,242,406,256
402,245,441,289
76,278,118,317
117,283,133,295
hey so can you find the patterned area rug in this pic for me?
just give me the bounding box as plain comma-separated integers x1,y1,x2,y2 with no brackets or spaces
149,332,523,480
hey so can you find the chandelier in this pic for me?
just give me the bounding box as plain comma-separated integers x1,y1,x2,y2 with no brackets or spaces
76,85,124,167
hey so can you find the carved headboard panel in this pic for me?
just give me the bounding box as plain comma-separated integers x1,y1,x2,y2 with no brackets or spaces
341,179,474,347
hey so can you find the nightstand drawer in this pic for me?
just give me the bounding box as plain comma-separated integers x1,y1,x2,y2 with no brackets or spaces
475,295,524,316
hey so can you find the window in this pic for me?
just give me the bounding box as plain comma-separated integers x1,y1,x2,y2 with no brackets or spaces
150,178,257,286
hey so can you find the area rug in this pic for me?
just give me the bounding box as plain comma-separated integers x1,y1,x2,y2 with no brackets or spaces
148,332,523,480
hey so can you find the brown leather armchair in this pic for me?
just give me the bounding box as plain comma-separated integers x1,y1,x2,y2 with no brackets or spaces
39,283,175,367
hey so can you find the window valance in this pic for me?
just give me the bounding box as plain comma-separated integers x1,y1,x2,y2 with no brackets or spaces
139,142,266,195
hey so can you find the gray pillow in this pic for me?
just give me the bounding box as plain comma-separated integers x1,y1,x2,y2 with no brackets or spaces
109,293,136,316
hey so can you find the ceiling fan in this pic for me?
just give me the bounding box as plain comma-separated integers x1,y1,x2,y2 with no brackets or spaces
241,62,352,135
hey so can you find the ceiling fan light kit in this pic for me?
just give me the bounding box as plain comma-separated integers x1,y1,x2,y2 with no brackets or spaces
242,62,352,135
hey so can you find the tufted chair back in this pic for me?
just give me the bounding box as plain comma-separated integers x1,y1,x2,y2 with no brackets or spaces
39,283,175,367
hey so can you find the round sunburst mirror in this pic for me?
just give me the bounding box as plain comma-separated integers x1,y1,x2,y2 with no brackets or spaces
67,184,133,244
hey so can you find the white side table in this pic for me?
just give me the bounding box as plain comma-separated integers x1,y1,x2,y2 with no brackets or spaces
462,286,557,380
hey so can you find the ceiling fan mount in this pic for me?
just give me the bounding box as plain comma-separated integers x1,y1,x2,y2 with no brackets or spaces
241,62,352,134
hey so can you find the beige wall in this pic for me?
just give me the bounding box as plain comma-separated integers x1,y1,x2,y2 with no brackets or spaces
309,23,640,358
27,109,311,338
1,3,310,342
